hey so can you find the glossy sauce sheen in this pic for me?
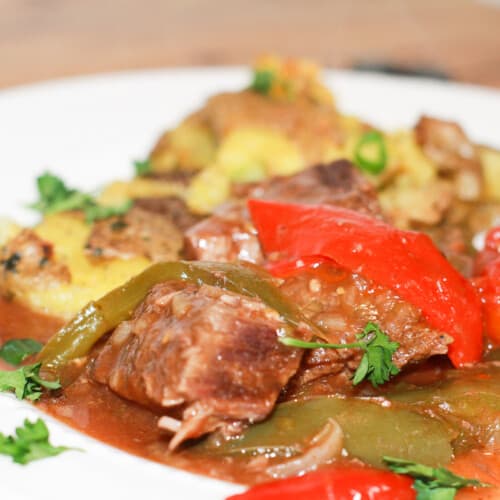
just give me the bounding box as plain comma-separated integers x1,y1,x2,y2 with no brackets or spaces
1,297,500,496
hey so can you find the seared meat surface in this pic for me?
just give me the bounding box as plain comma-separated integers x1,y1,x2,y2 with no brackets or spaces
0,229,70,296
415,116,483,201
199,91,343,164
254,159,382,217
186,159,382,263
91,281,303,449
185,203,262,264
134,196,203,231
85,206,184,262
279,264,452,396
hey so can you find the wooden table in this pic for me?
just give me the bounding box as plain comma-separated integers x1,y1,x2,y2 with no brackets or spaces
1,0,500,89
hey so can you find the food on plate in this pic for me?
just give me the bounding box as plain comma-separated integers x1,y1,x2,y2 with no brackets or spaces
1,56,500,499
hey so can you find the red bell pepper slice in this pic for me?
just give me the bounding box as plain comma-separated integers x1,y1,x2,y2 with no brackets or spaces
248,200,483,367
226,466,416,500
473,227,500,344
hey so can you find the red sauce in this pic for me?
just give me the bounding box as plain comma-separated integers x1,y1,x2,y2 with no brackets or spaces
1,296,499,496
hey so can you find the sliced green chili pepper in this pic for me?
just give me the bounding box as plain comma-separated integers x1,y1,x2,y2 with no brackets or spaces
250,70,275,94
354,130,387,174
386,363,500,453
38,261,321,373
195,396,453,468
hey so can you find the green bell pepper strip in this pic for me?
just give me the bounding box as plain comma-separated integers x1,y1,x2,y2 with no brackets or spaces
196,396,453,468
38,261,321,372
386,363,500,453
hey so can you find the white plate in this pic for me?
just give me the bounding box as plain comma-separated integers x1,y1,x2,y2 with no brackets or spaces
1,68,500,500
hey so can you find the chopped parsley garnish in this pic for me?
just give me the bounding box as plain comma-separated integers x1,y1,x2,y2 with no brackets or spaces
384,456,491,499
0,418,72,464
279,322,400,387
30,172,132,223
82,200,132,224
0,339,43,366
354,130,388,175
250,70,275,94
0,362,60,401
133,159,152,176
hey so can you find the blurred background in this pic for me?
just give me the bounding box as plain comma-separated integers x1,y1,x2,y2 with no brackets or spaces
1,0,500,89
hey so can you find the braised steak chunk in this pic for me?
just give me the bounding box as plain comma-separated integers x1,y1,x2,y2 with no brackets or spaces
184,203,262,264
280,264,452,396
91,281,303,449
134,196,203,231
85,206,184,262
185,159,382,263
415,116,483,201
255,159,382,217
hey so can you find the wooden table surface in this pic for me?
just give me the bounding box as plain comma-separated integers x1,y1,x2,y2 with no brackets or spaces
1,0,500,89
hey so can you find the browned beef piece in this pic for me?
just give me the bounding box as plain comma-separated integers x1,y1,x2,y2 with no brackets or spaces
85,206,184,262
185,159,382,263
415,116,483,201
279,265,452,397
91,281,304,449
184,203,263,263
134,196,203,232
254,159,382,216
421,223,475,277
0,229,70,296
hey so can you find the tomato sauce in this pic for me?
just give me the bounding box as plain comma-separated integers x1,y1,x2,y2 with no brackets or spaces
1,296,499,496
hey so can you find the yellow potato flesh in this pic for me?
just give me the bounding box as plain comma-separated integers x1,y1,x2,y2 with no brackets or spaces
30,213,150,319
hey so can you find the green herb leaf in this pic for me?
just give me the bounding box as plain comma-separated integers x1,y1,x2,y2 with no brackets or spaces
43,192,95,215
0,418,72,464
30,173,76,212
354,130,387,175
30,172,132,223
134,159,152,176
0,339,43,366
384,456,491,500
250,70,275,94
279,322,399,387
84,200,133,224
279,337,363,350
353,322,400,387
0,363,60,401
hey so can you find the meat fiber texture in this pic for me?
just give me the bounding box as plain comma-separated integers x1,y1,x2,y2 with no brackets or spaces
91,282,304,449
185,159,382,264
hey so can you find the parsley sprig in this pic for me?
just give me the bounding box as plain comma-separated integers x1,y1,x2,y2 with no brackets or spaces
133,159,152,176
384,456,491,499
279,322,400,387
30,172,132,223
0,418,72,464
0,362,60,401
0,339,43,366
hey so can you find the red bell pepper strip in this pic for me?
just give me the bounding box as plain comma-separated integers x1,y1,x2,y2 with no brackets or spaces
248,200,483,367
474,226,500,275
472,227,500,344
226,466,416,500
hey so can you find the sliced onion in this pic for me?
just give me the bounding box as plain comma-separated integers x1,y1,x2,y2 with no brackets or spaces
265,418,343,478
158,415,182,433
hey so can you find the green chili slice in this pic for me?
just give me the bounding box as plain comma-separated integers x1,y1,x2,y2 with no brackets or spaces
354,130,387,174
38,261,321,373
250,70,275,94
195,396,453,467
